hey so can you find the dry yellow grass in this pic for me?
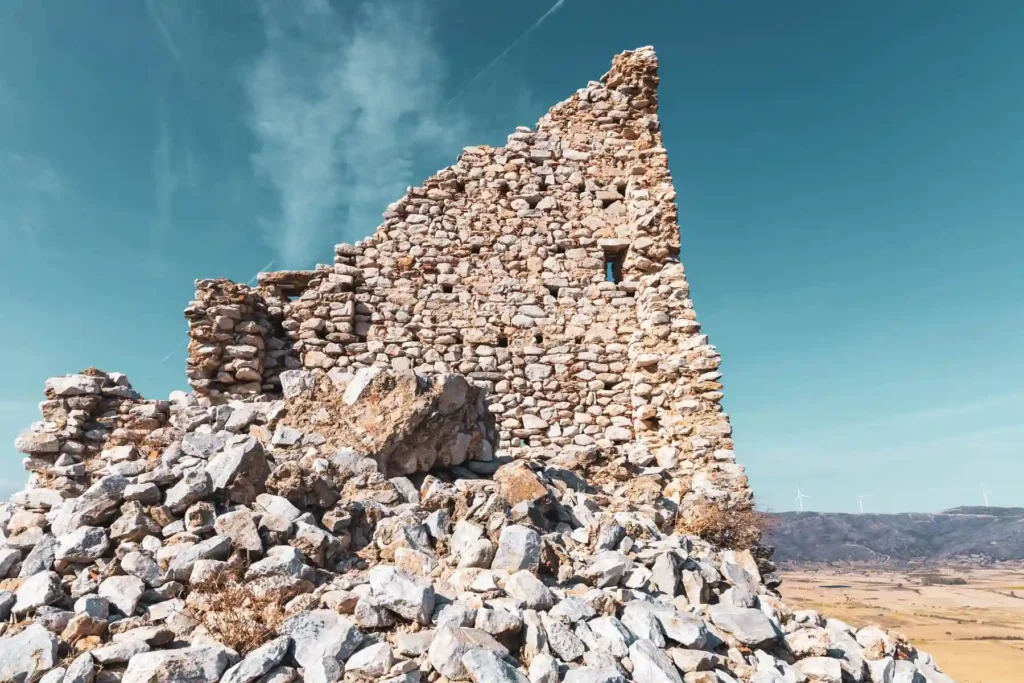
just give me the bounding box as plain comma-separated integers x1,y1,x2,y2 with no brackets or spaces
780,566,1024,683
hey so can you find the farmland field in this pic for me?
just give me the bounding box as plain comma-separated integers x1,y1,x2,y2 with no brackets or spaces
780,566,1024,683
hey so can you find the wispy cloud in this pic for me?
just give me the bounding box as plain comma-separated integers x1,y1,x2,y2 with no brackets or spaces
0,399,35,413
448,0,568,105
144,0,191,81
763,390,1024,445
0,149,67,243
244,0,466,267
151,112,195,253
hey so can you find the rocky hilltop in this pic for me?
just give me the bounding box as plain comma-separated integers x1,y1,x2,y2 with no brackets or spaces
1,49,955,683
767,508,1024,566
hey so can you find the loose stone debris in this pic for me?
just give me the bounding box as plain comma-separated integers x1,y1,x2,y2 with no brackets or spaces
2,48,954,683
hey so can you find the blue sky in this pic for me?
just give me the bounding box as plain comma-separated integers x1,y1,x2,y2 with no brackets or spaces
1,0,1022,513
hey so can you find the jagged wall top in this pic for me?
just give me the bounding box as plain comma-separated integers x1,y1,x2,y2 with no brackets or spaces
183,47,751,510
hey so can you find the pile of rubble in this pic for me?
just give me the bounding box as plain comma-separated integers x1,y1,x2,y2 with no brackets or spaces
2,369,954,683
1,47,956,683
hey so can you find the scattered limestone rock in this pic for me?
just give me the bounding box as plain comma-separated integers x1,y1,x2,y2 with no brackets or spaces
0,624,59,683
279,610,362,683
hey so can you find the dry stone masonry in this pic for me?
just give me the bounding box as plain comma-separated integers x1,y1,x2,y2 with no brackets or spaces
184,46,747,516
3,49,956,683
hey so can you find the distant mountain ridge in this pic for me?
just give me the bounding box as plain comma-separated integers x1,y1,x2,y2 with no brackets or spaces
764,506,1024,564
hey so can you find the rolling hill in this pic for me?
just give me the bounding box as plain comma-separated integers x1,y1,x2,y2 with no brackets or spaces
765,507,1024,565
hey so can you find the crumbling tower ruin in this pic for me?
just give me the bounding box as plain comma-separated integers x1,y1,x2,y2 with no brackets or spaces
184,46,750,512
4,47,959,683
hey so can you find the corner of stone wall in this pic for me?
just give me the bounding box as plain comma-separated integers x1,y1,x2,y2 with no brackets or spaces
184,277,293,403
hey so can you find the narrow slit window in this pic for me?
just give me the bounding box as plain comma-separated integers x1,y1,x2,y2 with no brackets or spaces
605,250,625,284
546,284,560,297
442,284,454,294
497,334,509,348
534,333,544,344
471,244,482,254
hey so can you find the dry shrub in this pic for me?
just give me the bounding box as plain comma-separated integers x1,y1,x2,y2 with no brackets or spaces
677,499,774,550
187,581,288,655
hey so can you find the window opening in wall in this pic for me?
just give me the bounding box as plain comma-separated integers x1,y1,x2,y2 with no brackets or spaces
553,243,565,254
534,334,544,344
471,244,482,254
545,284,560,297
356,334,367,343
497,334,509,348
604,249,625,284
442,284,454,294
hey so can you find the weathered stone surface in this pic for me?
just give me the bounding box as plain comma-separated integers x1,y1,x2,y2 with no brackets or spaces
215,509,263,554
646,606,708,649
122,551,166,587
62,613,108,641
18,533,56,577
708,605,777,647
205,437,270,502
505,570,555,610
369,566,435,624
63,653,96,683
221,636,291,683
462,648,529,683
492,525,541,573
0,624,59,683
795,657,843,683
621,602,666,647
92,639,152,664
98,575,146,616
14,431,60,454
458,538,495,568
279,610,363,683
165,470,212,513
46,374,105,397
562,667,627,683
541,612,586,661
344,642,394,679
528,654,559,683
428,625,509,680
494,462,552,510
629,638,683,683
167,535,231,581
55,526,110,563
0,591,16,620
121,645,236,683
475,606,523,636
245,546,314,582
588,616,635,657
11,488,64,509
14,570,62,615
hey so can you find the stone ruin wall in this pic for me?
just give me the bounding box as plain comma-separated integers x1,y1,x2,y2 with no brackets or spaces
183,47,751,511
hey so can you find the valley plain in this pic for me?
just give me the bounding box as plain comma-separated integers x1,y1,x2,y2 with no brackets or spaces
780,566,1024,683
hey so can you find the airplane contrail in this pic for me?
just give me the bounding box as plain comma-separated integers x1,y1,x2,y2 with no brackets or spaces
159,338,188,365
448,0,567,105
248,259,276,285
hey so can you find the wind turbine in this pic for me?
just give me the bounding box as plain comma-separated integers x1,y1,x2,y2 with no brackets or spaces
795,486,810,512
857,494,871,514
